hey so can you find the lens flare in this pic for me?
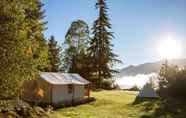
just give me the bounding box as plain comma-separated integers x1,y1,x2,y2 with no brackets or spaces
157,36,182,59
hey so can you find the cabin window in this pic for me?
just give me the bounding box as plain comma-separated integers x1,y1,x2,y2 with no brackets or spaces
68,84,73,94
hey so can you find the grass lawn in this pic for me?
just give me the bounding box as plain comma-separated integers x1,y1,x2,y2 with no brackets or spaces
47,90,186,118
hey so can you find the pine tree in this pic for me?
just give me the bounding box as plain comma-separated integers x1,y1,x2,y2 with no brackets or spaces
88,0,121,88
0,0,48,98
158,59,170,93
158,60,183,96
47,36,61,72
25,0,49,72
61,20,90,76
0,0,36,98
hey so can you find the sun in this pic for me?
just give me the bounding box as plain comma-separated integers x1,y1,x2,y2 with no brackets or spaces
157,36,182,59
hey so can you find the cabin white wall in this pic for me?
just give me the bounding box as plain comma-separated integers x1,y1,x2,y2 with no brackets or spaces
52,84,85,104
52,85,73,104
74,85,85,100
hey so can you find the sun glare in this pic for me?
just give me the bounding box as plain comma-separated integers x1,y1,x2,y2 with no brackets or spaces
157,36,182,59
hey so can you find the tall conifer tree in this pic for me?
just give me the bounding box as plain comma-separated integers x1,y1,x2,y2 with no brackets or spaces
61,20,90,75
89,0,121,88
0,0,48,97
47,36,61,72
0,0,35,97
25,0,49,72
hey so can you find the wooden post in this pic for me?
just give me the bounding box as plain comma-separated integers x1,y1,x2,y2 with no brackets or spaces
50,84,53,105
71,84,75,106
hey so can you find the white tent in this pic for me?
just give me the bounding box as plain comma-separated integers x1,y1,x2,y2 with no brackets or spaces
138,82,158,98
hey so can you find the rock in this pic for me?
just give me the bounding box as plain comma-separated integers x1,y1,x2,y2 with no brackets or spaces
33,106,46,116
0,99,48,117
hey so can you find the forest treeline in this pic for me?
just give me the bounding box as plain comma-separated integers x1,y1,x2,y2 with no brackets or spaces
0,0,121,98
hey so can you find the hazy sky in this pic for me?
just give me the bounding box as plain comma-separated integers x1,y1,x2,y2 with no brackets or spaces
43,0,186,68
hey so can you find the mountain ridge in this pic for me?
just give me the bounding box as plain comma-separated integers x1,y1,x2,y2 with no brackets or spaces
118,59,186,77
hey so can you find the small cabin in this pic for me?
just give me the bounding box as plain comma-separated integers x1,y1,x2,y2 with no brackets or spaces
23,72,90,105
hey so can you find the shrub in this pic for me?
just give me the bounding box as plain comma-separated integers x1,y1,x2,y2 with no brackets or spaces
101,79,114,90
129,85,139,91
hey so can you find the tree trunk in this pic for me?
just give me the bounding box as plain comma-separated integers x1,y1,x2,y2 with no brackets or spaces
98,68,101,89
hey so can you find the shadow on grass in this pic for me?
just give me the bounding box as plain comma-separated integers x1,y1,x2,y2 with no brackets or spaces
54,97,96,109
92,89,105,92
132,97,158,112
132,97,158,105
133,97,186,118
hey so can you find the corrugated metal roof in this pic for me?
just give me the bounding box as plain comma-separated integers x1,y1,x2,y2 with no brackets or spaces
40,72,90,85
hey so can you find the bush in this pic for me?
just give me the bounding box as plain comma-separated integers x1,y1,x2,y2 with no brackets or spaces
101,79,114,90
129,85,139,91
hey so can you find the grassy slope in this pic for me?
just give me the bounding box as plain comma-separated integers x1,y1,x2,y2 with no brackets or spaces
48,91,186,118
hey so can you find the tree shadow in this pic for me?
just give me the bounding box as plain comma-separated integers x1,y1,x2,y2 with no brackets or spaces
148,98,186,118
132,97,157,105
133,97,186,118
53,97,96,109
132,97,158,112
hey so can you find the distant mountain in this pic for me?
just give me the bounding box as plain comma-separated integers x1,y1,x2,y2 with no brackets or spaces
118,59,186,77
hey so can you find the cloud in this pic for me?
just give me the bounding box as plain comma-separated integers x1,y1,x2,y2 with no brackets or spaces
115,73,157,89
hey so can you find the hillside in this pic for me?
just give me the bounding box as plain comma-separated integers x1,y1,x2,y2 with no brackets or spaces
118,59,186,76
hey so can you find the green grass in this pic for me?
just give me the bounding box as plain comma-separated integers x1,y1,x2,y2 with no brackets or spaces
47,90,186,118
